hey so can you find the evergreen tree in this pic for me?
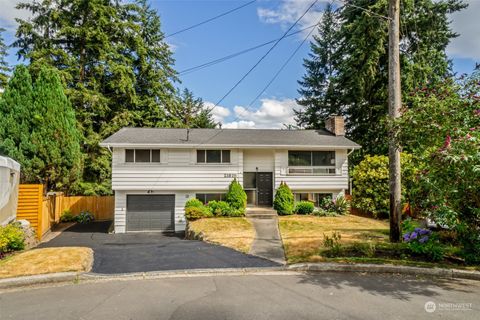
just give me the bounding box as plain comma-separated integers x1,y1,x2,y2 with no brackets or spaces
0,66,82,191
296,0,466,157
168,89,217,128
30,67,82,191
14,0,179,193
0,65,35,177
295,3,339,129
0,28,10,90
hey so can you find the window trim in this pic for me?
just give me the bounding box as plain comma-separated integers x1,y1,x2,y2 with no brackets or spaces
125,149,161,163
196,149,231,164
287,151,336,176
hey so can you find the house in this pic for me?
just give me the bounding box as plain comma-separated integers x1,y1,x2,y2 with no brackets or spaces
100,116,360,233
0,156,21,226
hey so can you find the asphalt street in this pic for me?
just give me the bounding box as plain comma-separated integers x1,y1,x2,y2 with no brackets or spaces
0,272,478,320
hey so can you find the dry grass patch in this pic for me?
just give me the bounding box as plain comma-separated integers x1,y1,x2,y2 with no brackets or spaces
188,218,255,253
278,215,389,263
0,247,93,279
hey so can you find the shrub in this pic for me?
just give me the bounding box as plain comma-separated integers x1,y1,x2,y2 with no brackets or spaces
185,198,204,208
352,154,417,217
312,209,337,217
456,223,480,264
76,211,94,224
208,200,232,217
294,201,315,215
273,182,294,215
403,228,444,262
333,195,350,215
225,179,247,211
0,223,25,253
322,232,342,257
185,206,213,220
60,209,76,222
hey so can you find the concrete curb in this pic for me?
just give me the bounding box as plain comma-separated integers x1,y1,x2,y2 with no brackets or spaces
1,263,479,290
0,272,81,290
287,263,480,280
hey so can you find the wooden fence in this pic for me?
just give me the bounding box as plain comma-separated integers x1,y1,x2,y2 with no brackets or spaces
17,184,114,240
17,184,46,240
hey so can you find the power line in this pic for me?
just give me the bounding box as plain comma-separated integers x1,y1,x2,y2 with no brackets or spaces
179,23,320,75
333,0,390,21
212,0,320,110
247,19,320,108
196,0,320,148
165,0,258,38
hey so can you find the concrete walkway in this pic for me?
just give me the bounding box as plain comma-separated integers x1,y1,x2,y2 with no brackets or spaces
247,208,286,264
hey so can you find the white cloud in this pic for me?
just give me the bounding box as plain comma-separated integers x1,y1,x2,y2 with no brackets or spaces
257,0,327,37
0,0,31,32
221,98,302,129
447,1,480,60
205,102,231,123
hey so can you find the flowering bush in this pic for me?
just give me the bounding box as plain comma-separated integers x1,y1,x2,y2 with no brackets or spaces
397,72,480,263
403,228,444,261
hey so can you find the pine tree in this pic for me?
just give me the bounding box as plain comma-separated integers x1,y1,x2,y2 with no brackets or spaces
296,0,466,157
13,0,179,193
0,28,10,90
167,89,217,128
295,3,339,129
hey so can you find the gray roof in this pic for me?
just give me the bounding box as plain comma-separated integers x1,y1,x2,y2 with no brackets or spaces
100,128,361,149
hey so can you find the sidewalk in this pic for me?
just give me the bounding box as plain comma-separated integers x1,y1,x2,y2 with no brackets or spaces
248,215,286,265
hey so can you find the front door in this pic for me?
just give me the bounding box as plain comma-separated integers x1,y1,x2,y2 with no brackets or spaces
257,172,273,206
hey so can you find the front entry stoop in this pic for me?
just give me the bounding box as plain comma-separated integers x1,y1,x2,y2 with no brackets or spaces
246,208,286,265
246,207,278,219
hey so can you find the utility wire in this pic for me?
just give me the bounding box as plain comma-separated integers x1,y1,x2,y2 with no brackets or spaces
165,0,258,38
179,23,320,75
196,0,320,148
211,0,320,110
333,0,390,20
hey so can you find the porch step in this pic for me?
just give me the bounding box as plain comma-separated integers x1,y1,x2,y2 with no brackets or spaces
246,207,278,219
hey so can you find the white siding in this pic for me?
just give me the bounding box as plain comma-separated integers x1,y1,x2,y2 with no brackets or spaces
243,149,275,172
274,149,349,191
112,148,242,191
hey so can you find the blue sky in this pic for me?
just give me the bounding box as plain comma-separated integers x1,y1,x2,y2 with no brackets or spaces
1,0,479,128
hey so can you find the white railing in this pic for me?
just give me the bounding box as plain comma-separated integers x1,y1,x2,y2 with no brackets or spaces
287,166,337,176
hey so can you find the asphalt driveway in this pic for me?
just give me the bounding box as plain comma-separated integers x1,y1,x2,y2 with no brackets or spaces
39,222,278,274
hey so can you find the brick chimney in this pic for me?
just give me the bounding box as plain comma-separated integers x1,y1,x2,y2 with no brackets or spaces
325,115,345,136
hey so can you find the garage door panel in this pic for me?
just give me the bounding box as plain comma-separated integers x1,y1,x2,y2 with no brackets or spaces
126,195,175,232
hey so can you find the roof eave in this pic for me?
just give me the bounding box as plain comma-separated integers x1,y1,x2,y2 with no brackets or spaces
99,142,361,149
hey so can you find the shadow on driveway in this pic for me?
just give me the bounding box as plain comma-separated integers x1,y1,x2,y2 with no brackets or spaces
39,222,278,274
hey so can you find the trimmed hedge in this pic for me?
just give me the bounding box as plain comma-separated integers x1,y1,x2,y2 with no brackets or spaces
185,206,213,220
225,179,247,212
274,182,294,215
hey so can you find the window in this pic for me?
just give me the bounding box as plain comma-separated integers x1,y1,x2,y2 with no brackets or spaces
125,149,161,163
196,193,226,204
294,193,333,207
243,172,256,189
288,151,336,175
197,150,231,163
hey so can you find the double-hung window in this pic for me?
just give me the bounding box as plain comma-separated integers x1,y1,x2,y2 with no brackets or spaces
197,150,231,164
125,149,160,163
288,151,336,175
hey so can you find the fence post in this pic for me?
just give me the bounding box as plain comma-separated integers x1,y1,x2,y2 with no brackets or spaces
36,185,43,240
